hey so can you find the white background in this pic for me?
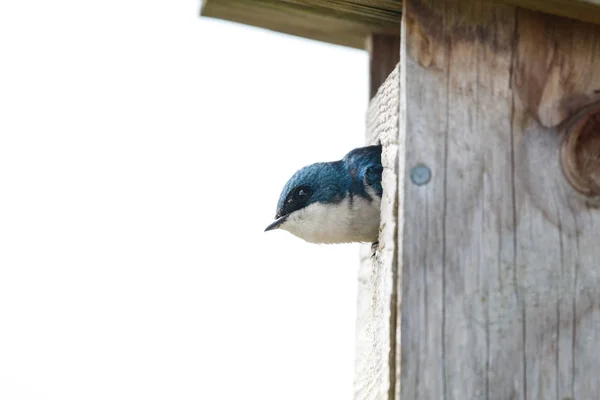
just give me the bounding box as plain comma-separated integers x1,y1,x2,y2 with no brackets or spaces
0,1,369,399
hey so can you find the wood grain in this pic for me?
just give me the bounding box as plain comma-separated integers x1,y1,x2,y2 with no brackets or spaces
202,0,600,51
368,35,401,99
497,0,600,27
355,65,399,400
560,104,600,200
201,0,401,49
398,0,600,399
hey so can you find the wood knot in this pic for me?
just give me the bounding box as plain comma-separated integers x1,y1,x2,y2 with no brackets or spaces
561,105,600,199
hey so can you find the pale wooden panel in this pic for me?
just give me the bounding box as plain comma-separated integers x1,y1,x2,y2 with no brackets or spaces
398,1,449,397
354,65,399,400
511,12,600,393
398,0,600,399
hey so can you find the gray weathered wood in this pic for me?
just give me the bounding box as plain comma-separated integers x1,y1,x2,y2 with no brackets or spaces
397,0,600,399
355,64,399,400
201,0,600,50
201,0,401,49
368,35,401,99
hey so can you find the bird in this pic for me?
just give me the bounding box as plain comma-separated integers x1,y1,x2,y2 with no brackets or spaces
264,144,383,244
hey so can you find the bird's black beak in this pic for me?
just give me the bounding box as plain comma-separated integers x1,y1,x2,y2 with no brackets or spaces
264,214,288,232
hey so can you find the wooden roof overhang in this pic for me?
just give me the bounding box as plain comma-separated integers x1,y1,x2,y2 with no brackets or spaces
201,0,600,50
201,1,401,49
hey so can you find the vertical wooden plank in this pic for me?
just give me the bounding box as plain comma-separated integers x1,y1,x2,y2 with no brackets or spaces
354,65,399,400
397,0,600,399
368,34,400,99
398,1,448,397
511,10,600,399
441,4,521,400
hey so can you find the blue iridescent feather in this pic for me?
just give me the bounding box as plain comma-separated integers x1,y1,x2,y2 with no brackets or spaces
275,145,382,216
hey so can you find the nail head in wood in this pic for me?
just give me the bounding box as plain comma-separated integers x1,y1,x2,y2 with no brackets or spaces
561,105,600,198
410,164,431,186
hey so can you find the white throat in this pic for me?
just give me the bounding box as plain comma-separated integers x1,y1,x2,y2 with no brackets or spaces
279,193,381,244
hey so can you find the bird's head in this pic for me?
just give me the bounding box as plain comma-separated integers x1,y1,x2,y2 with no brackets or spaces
265,145,383,244
264,161,350,240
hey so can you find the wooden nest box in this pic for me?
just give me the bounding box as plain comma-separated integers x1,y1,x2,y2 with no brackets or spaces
202,1,600,399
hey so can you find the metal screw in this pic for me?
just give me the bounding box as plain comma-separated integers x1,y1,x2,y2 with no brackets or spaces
410,164,431,186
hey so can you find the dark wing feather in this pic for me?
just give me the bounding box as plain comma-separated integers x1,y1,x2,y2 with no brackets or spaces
343,145,383,198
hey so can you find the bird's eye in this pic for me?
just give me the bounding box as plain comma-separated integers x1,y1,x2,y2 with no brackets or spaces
293,186,312,201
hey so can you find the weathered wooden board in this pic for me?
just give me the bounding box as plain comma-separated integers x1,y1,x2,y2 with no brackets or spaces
368,35,401,99
355,65,399,400
499,0,600,26
201,0,401,49
398,0,600,399
201,0,600,50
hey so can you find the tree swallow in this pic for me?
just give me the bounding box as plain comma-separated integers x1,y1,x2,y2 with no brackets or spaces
265,145,383,244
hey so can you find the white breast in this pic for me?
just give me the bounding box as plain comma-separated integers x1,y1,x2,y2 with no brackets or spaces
279,193,381,244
